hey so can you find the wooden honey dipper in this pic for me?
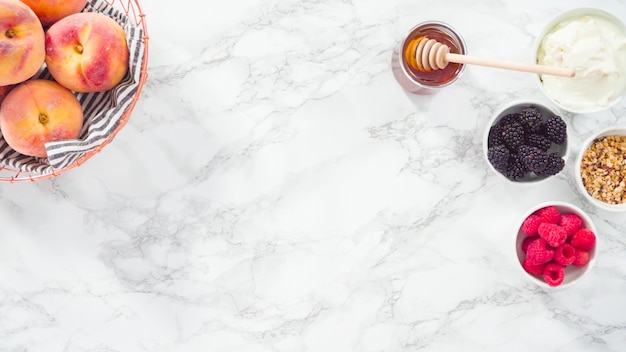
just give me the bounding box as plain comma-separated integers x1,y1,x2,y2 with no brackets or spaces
407,37,576,77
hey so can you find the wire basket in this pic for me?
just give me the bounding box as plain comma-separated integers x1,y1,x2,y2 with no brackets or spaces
0,0,149,182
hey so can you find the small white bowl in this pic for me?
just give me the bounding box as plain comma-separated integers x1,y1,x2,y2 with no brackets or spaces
483,99,569,185
532,8,626,114
514,201,598,289
575,126,626,212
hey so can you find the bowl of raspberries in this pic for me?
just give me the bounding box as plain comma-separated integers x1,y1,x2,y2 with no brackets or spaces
484,100,568,183
515,202,597,288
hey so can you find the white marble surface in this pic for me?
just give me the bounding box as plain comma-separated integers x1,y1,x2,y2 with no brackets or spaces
2,0,626,351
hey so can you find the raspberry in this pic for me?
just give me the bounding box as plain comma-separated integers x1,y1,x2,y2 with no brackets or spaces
543,263,565,287
559,213,583,236
571,228,596,252
553,243,576,266
526,238,554,265
521,214,543,236
535,206,562,224
522,257,545,276
521,235,539,252
572,250,590,266
538,223,568,247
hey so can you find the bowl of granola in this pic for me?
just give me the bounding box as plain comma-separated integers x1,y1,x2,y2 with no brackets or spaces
576,126,626,211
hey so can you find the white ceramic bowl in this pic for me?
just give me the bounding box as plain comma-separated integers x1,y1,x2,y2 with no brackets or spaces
514,201,598,289
575,126,626,212
532,8,626,114
483,99,569,185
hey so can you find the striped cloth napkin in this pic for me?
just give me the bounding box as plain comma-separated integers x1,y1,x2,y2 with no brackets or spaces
0,0,146,175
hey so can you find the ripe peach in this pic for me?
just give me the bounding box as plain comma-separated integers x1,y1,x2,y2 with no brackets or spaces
0,79,84,158
0,85,14,105
19,0,87,26
0,0,45,86
45,12,129,93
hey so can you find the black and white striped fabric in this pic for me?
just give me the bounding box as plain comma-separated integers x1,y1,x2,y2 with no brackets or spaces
0,0,146,174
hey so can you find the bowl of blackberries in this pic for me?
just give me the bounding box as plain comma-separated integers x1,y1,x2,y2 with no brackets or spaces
484,100,568,184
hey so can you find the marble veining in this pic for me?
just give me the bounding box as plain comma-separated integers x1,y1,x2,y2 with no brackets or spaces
1,0,626,351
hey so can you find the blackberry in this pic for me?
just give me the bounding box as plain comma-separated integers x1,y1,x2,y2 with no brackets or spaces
519,107,542,133
505,153,529,181
500,122,525,150
487,124,505,148
487,145,510,172
536,152,565,177
525,133,553,151
530,121,546,135
498,113,521,127
518,145,549,173
544,115,567,144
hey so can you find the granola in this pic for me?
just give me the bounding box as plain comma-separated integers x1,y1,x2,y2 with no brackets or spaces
580,135,626,204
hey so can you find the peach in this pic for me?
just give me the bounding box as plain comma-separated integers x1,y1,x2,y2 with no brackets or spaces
0,85,14,105
45,12,129,93
19,0,87,26
0,0,45,86
0,79,84,158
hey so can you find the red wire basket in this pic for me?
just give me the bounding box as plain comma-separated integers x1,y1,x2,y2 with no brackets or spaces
0,0,149,182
